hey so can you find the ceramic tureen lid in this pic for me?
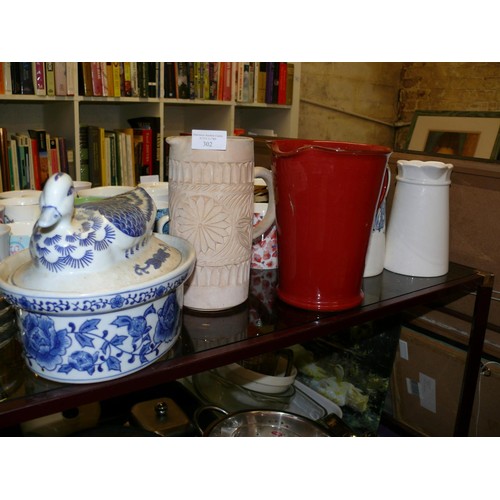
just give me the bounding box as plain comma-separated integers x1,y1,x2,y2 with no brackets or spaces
0,173,187,295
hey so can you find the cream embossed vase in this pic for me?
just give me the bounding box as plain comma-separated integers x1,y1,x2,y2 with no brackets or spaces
167,135,275,311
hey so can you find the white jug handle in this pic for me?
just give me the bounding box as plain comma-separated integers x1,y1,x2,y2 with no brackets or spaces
253,166,275,240
376,164,391,212
156,214,170,234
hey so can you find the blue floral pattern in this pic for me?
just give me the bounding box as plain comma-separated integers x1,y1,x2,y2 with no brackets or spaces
373,200,386,232
32,183,156,273
3,271,189,315
19,292,181,382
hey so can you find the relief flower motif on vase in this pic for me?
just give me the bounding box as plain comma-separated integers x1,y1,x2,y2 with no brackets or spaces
177,196,231,255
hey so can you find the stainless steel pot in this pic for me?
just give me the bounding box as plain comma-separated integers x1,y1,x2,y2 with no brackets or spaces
194,405,355,437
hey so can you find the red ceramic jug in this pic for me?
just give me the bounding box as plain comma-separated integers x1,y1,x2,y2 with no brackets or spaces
269,139,391,311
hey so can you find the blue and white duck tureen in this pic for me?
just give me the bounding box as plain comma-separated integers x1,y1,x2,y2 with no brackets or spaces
0,173,195,384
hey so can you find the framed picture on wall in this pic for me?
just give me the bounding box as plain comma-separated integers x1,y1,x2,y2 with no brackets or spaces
405,111,500,160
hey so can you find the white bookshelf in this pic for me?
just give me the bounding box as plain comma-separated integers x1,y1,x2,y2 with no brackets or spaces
0,63,301,183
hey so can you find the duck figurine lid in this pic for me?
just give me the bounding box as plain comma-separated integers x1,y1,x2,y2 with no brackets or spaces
5,172,183,293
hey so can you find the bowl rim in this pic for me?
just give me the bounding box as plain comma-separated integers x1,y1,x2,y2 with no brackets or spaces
0,233,196,315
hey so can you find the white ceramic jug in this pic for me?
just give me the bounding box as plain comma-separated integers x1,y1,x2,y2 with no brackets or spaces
384,159,453,277
167,135,275,311
363,166,391,278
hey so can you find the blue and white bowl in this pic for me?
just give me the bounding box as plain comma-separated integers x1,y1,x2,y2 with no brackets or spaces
0,233,195,384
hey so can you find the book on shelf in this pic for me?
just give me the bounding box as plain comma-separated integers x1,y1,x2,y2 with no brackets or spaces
49,137,60,175
45,62,55,96
130,62,138,97
164,62,176,98
286,63,295,105
248,62,255,103
128,116,160,176
271,63,280,104
102,132,112,184
28,129,51,189
91,62,103,97
106,62,114,97
9,63,20,94
209,62,219,100
277,62,288,105
54,63,67,96
117,128,135,185
256,62,267,103
217,63,224,100
20,62,35,95
8,62,35,95
104,131,119,185
222,62,232,101
236,62,244,102
192,62,201,98
13,133,31,189
187,62,195,99
34,62,46,96
112,63,121,97
57,136,69,175
1,62,12,95
177,62,189,99
147,62,159,98
0,127,10,191
7,137,20,190
202,62,210,99
136,63,147,98
78,62,91,96
123,62,132,97
25,134,39,189
48,136,68,176
100,62,109,97
131,128,153,180
264,62,276,104
86,125,104,187
115,130,128,186
66,62,76,96
79,125,90,182
0,63,5,95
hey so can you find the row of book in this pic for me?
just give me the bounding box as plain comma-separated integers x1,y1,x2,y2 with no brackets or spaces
0,62,77,96
79,117,161,187
236,62,295,105
0,62,162,98
164,62,232,100
1,62,295,104
78,63,160,98
0,127,72,192
165,62,295,104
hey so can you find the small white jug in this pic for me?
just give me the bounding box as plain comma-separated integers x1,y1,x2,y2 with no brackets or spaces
384,159,453,277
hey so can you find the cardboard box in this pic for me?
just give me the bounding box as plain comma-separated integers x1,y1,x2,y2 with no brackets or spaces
390,326,500,436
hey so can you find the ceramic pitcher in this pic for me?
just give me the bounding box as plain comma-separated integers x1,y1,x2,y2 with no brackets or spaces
167,135,275,311
384,159,453,277
269,139,391,312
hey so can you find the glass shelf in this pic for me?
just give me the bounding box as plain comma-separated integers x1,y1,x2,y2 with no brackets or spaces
0,262,492,435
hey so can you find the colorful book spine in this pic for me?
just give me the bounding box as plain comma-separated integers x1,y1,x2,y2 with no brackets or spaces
54,63,67,96
45,62,56,96
277,62,288,105
91,62,103,96
112,63,121,97
34,62,46,96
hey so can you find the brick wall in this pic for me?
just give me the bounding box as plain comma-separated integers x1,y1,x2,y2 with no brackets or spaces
395,62,500,149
